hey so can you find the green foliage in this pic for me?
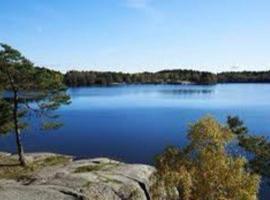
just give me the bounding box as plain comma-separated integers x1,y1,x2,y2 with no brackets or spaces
64,69,270,87
0,43,71,166
218,71,270,83
227,116,270,182
0,99,13,134
41,122,63,130
227,116,248,135
0,43,70,134
152,116,260,200
64,70,218,86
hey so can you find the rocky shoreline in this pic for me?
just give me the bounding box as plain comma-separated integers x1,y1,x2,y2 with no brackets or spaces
0,152,155,200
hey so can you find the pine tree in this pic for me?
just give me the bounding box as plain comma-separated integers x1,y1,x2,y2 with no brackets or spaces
0,44,70,166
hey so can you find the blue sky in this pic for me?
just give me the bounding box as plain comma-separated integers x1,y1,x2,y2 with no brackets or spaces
1,0,270,72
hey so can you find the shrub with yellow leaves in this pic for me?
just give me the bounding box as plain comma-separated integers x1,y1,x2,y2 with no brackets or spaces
151,116,260,200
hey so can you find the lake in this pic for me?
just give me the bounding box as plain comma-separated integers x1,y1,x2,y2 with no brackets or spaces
0,84,270,198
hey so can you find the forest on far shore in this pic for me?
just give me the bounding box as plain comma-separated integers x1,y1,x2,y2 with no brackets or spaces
64,69,270,87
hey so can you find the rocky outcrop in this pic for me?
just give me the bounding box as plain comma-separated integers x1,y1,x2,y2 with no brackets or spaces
0,153,155,200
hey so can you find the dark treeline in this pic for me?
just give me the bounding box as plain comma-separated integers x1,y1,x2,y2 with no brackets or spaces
218,71,270,83
64,69,270,87
64,69,217,86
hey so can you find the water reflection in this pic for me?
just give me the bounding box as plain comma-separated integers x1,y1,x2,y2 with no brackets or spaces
159,88,214,95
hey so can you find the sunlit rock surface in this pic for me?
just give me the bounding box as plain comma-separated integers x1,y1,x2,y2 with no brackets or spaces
0,153,155,200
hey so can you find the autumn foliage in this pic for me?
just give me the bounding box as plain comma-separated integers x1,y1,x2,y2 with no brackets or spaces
152,116,260,200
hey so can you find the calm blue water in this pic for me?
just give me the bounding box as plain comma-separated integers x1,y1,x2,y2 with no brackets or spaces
0,84,269,198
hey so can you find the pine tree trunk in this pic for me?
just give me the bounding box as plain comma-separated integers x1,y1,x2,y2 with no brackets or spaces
13,91,27,166
15,127,26,166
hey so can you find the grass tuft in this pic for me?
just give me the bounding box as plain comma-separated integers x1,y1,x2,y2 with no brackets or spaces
0,155,70,180
74,163,119,173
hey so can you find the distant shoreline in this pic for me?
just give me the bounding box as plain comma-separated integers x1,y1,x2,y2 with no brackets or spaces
64,69,270,87
66,82,270,88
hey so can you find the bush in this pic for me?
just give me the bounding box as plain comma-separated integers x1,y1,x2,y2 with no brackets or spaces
151,116,260,200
